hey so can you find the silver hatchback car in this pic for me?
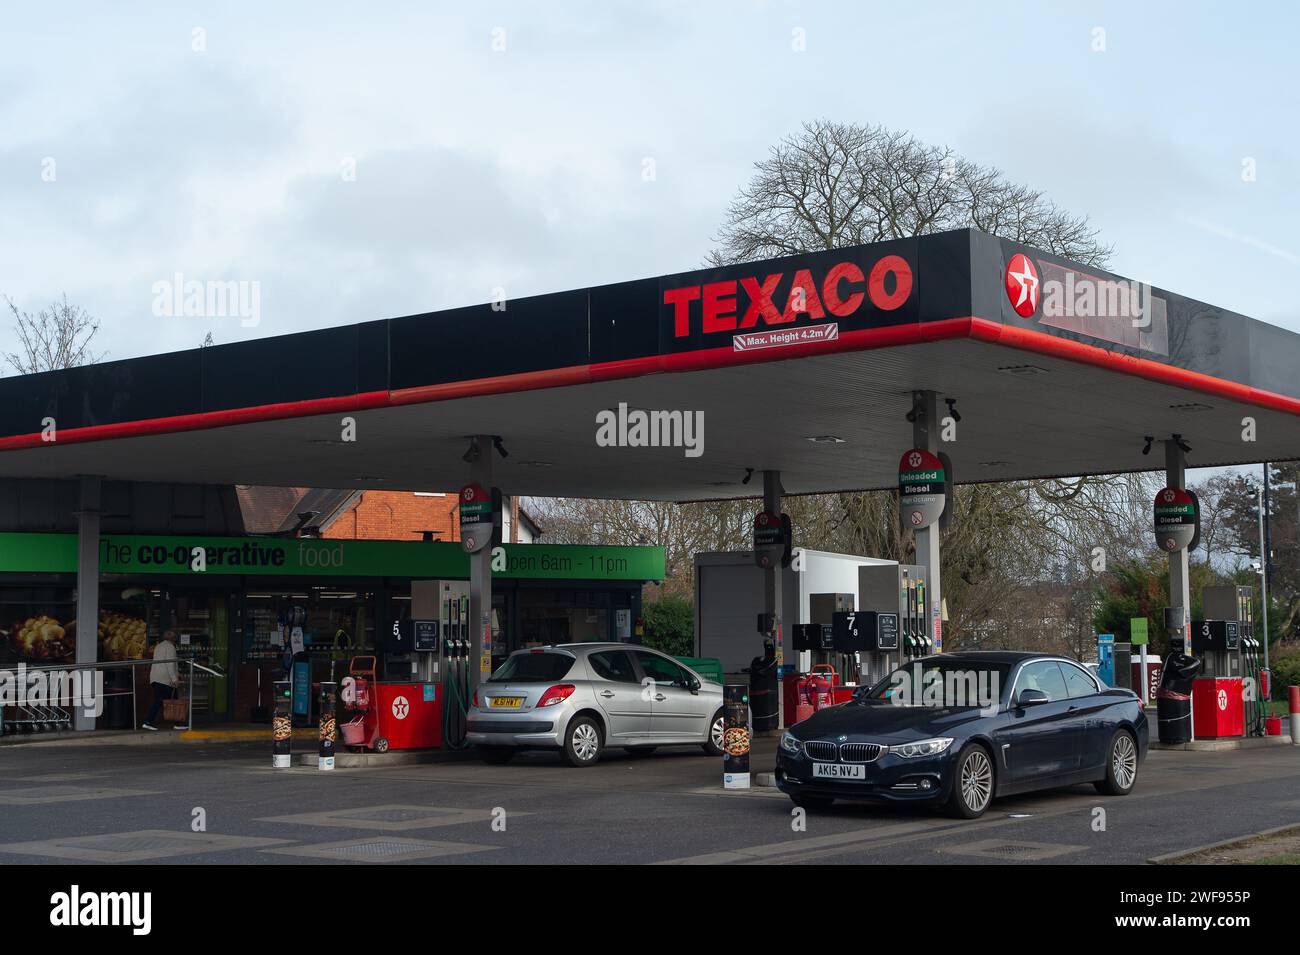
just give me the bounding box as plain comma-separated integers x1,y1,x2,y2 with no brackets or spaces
466,643,726,766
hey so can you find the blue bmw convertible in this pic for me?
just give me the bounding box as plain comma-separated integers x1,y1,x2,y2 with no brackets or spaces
775,651,1149,818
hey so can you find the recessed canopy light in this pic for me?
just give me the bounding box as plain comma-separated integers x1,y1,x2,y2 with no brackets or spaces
978,460,1010,468
997,364,1049,377
1169,402,1213,412
517,460,552,467
806,435,846,444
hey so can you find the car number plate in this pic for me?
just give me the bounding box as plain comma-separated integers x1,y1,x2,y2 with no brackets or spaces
490,697,524,709
812,762,865,780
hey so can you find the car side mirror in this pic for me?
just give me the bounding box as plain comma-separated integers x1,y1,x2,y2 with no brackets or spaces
1016,688,1050,708
687,676,701,694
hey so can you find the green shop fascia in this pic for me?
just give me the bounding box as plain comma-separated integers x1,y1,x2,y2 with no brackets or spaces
0,533,665,724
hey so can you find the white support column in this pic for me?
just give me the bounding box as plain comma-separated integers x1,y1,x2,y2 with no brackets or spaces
468,435,494,695
763,470,784,726
74,475,102,731
912,392,943,652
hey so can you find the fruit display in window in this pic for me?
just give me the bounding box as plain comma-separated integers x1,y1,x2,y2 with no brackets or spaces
98,611,148,661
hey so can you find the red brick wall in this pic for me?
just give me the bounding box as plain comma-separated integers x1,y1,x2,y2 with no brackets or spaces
320,491,459,542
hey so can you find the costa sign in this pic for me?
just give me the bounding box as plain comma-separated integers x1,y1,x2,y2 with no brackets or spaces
664,254,914,340
1153,487,1197,552
899,448,946,531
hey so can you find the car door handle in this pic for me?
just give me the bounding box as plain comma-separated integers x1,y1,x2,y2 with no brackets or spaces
599,691,614,699
654,694,666,702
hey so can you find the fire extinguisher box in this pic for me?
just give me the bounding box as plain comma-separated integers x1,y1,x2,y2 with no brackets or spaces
1191,678,1245,738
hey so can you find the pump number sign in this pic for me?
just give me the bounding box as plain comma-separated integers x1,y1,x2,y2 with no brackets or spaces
1153,487,1196,552
898,449,946,530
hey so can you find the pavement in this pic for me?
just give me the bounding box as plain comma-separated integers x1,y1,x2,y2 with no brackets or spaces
1,735,1299,864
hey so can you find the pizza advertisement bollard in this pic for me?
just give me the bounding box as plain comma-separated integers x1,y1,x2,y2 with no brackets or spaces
318,681,337,771
272,679,292,769
722,684,751,789
1290,686,1300,745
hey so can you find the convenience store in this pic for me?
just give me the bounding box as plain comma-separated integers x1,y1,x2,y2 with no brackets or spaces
0,532,664,726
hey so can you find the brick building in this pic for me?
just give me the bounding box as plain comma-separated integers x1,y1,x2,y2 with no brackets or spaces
235,487,540,543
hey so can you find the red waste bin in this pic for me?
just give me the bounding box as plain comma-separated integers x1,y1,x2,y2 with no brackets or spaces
1191,678,1244,738
373,682,442,750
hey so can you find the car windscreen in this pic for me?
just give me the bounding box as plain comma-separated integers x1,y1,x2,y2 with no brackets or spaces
861,660,1012,709
488,652,575,683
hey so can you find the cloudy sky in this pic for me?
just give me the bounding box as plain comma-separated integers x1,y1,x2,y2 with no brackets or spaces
1,1,1296,368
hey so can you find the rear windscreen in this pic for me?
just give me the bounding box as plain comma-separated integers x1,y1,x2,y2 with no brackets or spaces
489,652,575,683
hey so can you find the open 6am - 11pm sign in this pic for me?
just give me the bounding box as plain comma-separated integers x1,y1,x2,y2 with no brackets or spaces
898,449,946,531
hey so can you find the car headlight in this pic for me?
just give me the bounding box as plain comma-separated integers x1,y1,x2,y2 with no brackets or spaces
779,732,804,755
888,737,954,758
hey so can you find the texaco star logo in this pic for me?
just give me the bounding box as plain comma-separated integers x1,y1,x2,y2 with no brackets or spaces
391,696,410,719
1217,689,1227,711
1163,490,1176,502
908,452,923,468
1005,253,1040,318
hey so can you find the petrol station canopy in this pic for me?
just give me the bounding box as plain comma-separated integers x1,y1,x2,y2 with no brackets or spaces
1,228,1297,499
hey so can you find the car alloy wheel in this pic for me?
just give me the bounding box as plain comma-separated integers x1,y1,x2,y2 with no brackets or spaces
1111,732,1137,790
960,748,993,814
572,722,600,762
711,716,725,751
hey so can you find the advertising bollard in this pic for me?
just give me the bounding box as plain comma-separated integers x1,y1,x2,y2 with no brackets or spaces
722,684,750,790
318,681,337,771
1291,686,1300,746
272,679,292,768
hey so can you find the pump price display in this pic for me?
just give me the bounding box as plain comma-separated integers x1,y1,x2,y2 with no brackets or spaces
752,511,784,569
459,483,493,553
1153,487,1197,551
812,763,866,780
898,448,946,530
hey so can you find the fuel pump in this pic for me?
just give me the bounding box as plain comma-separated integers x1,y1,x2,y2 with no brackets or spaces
410,579,471,747
1204,584,1265,737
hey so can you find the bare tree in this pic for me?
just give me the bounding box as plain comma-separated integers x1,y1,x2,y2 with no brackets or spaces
4,294,105,374
708,119,1111,267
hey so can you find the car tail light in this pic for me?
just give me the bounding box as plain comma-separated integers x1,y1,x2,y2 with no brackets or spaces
472,688,479,708
536,684,576,708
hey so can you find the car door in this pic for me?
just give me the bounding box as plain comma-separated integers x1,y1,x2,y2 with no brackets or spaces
1000,661,1081,788
1060,659,1112,773
587,649,653,741
634,650,712,742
